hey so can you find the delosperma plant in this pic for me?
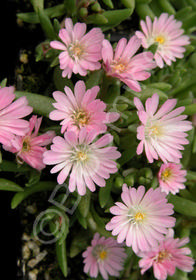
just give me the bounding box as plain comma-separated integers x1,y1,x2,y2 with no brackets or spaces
2,0,196,279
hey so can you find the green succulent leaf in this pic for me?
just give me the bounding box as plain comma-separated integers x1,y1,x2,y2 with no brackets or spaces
15,91,54,118
168,195,196,217
56,239,68,277
99,9,134,31
99,177,113,208
0,179,23,192
11,181,56,209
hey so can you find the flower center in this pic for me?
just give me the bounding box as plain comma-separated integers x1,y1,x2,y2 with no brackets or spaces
77,151,88,161
111,61,127,74
99,250,107,260
127,208,146,225
156,250,171,263
71,144,89,164
68,43,83,60
161,168,172,182
155,36,165,44
72,109,90,128
134,211,145,221
22,137,31,152
145,121,163,140
92,245,108,262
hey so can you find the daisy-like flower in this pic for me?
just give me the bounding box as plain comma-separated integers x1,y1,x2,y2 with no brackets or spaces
134,93,192,163
50,18,104,78
102,36,156,92
158,163,187,195
135,13,190,68
106,184,175,254
3,115,55,171
43,128,121,196
82,232,126,280
49,80,119,134
0,86,32,146
139,229,194,280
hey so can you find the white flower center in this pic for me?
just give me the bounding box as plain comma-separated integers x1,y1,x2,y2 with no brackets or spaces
68,43,83,60
71,145,89,163
145,120,163,140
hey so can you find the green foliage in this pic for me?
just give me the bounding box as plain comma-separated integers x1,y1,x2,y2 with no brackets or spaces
0,179,23,192
3,1,196,279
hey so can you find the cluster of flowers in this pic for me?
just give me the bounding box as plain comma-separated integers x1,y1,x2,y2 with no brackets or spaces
0,12,194,280
0,86,55,170
46,14,194,280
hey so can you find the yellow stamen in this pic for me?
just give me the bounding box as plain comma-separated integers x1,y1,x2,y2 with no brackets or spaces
161,168,172,181
151,126,159,135
22,137,31,152
114,63,126,72
147,124,162,139
156,250,171,263
99,251,107,260
111,61,126,73
72,110,90,127
77,151,88,161
134,211,145,222
68,44,83,59
155,36,165,44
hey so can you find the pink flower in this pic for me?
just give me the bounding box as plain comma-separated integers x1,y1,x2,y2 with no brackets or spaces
0,86,32,146
50,18,104,78
136,13,190,68
102,36,156,92
49,80,119,134
134,93,192,163
139,229,194,280
3,115,55,171
43,128,121,196
158,163,187,195
82,233,126,280
106,184,175,254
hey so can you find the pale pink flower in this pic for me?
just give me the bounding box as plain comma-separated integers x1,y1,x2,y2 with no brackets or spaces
49,80,119,134
134,93,192,163
0,86,32,146
50,18,104,78
3,115,55,171
82,233,126,280
136,13,190,68
139,229,194,280
43,128,121,196
106,184,175,254
102,36,156,92
158,163,187,195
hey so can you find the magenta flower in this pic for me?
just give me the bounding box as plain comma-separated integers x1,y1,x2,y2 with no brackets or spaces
82,233,126,280
158,163,187,195
49,80,119,134
134,93,192,163
139,229,194,280
50,18,104,78
136,13,190,68
0,86,32,146
43,128,121,196
3,115,55,171
106,184,175,254
101,36,156,92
